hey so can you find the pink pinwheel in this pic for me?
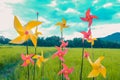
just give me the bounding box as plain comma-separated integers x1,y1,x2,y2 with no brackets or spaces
60,40,68,48
21,54,34,67
84,51,89,58
58,63,74,80
52,46,68,62
80,29,91,40
80,8,97,27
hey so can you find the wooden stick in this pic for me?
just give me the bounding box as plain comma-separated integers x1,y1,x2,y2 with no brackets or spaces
26,41,30,80
80,38,85,80
33,12,39,80
61,31,64,80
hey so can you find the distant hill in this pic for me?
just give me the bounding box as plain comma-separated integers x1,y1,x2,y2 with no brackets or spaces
100,32,120,44
0,36,10,44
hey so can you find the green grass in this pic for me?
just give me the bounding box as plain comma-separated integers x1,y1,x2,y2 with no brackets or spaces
0,46,120,80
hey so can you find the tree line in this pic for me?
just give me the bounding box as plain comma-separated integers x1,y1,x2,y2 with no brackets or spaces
0,36,120,48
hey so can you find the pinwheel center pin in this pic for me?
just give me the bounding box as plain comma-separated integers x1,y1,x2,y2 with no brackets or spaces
62,23,65,26
25,31,29,35
87,16,91,20
26,59,30,64
37,56,40,59
58,53,62,56
93,65,101,70
64,70,68,74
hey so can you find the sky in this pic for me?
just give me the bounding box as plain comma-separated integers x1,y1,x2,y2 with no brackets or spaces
0,0,120,40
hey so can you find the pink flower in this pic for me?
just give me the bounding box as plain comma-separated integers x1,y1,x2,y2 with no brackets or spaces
60,40,68,48
80,29,91,40
80,8,98,27
21,54,34,67
52,46,68,62
58,63,74,80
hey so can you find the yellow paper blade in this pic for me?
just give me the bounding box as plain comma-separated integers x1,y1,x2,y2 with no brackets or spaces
94,38,97,40
36,59,41,67
92,41,94,45
14,16,24,35
100,65,106,78
24,35,29,42
88,57,93,66
30,34,37,47
94,56,104,65
62,18,66,24
33,55,39,59
87,40,91,43
88,69,99,78
25,21,42,30
56,22,61,26
36,32,42,36
10,36,25,44
44,58,48,62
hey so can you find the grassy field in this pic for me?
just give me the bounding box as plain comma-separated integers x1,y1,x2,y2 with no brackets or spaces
0,46,120,80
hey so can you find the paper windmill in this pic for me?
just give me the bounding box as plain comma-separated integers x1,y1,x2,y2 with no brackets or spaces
52,46,68,62
58,63,74,80
80,29,91,40
34,27,42,38
80,8,97,27
84,52,106,78
87,35,97,45
10,16,42,47
21,54,34,67
60,40,68,48
33,51,48,67
56,18,69,32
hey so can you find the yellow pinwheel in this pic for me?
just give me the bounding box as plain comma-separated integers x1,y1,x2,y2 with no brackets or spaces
34,27,42,38
87,35,97,45
10,16,42,47
87,56,106,78
32,51,48,67
56,18,69,32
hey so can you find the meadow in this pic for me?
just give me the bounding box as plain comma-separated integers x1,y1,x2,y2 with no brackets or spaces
0,46,120,80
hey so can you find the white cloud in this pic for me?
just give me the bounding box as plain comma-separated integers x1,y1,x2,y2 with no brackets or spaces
37,25,57,38
92,0,99,5
65,8,80,14
92,23,120,38
38,17,51,24
113,12,120,19
55,8,61,11
0,6,13,31
0,29,17,39
64,32,82,40
64,23,120,40
0,0,24,39
47,0,57,7
69,22,85,27
0,0,24,31
118,0,120,2
0,0,23,4
103,3,113,8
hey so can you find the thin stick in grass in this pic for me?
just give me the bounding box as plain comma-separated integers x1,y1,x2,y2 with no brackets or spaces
91,43,96,80
80,38,85,80
41,62,44,80
26,41,30,80
33,12,39,80
60,31,64,80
